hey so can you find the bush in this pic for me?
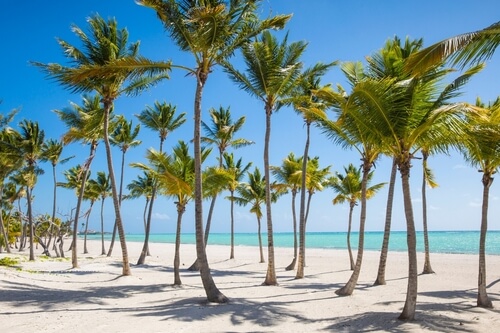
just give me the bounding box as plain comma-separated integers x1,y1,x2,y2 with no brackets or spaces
0,256,20,267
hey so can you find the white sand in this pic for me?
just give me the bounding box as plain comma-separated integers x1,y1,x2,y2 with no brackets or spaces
1,239,499,332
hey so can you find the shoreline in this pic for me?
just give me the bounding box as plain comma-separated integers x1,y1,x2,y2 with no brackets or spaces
1,239,499,332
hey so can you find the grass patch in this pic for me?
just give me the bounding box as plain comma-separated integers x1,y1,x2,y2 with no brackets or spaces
0,256,20,267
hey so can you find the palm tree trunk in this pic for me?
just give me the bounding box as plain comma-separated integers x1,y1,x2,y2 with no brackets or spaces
296,122,311,279
83,203,93,254
230,191,235,259
347,203,355,271
263,106,277,286
477,174,493,308
72,144,97,268
27,187,35,261
102,100,130,276
189,195,218,271
46,164,57,253
398,158,418,321
100,198,106,255
137,186,156,265
421,156,434,274
257,216,265,263
335,159,370,295
173,205,185,286
285,191,297,271
194,70,227,302
0,184,11,254
374,158,397,285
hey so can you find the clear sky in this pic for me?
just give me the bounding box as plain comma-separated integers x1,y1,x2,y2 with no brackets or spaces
2,1,500,235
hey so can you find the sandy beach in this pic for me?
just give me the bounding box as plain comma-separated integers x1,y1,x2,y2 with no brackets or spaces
1,239,499,332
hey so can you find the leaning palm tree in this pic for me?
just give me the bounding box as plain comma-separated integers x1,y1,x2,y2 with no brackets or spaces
18,120,45,261
233,167,279,263
459,97,500,308
34,15,171,276
40,139,73,254
138,0,290,300
329,163,385,270
82,180,100,254
135,101,186,265
270,153,302,270
54,94,104,268
223,30,306,285
222,152,252,259
107,115,141,256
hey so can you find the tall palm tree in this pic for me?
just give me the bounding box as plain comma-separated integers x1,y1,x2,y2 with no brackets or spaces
88,171,111,255
34,15,170,276
224,30,306,285
314,64,402,297
18,120,45,261
290,64,335,278
367,36,482,285
54,94,103,268
138,0,289,300
222,152,252,259
329,163,385,270
270,153,302,270
201,105,253,260
459,97,500,308
107,115,141,256
233,167,278,263
135,101,186,264
40,139,73,254
420,147,438,274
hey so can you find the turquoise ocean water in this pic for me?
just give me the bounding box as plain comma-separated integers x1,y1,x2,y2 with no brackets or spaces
85,230,500,255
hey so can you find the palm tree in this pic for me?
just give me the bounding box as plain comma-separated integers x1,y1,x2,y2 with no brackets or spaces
18,120,45,261
222,152,252,259
202,106,253,260
459,97,500,308
127,171,155,249
420,147,438,274
290,65,336,278
366,36,482,286
54,94,103,268
224,30,306,285
135,101,186,264
88,171,111,255
40,139,73,254
321,56,478,320
329,163,385,270
270,153,302,270
233,167,278,263
138,0,289,300
0,127,23,253
133,141,213,286
34,15,170,276
107,115,141,256
314,64,402,297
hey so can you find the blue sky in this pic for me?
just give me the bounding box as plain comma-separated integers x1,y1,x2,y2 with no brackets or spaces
1,1,500,235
